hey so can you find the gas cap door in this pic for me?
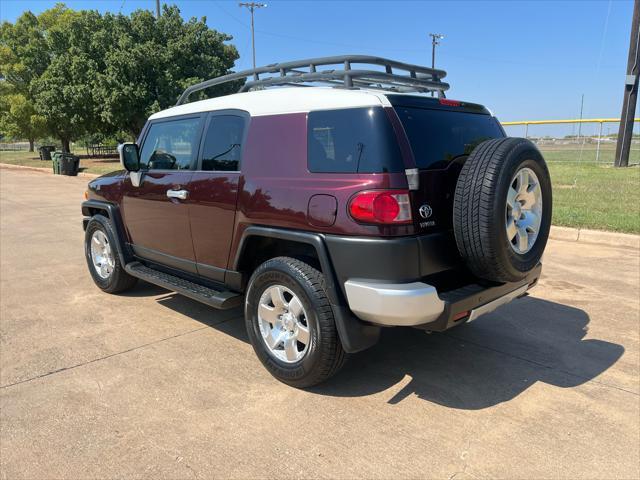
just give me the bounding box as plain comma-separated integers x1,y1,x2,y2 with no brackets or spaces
307,194,338,227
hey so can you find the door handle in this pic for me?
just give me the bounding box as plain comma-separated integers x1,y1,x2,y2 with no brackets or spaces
166,189,188,200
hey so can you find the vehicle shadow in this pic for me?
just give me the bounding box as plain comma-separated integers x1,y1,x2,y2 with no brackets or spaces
147,289,624,410
314,296,624,409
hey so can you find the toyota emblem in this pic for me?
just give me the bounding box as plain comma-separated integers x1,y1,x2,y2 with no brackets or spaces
419,204,433,219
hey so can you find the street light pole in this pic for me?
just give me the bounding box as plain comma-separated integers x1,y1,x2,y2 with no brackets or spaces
429,33,444,96
155,0,161,18
239,2,267,70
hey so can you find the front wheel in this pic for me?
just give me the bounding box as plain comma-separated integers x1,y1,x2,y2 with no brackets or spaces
244,257,346,388
84,215,137,293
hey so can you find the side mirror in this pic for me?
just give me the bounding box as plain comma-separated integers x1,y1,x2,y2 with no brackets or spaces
118,143,140,172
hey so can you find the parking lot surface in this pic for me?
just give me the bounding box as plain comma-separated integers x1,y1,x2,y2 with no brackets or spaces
1,168,639,479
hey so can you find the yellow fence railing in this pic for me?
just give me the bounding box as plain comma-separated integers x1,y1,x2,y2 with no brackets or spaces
500,118,639,163
500,118,637,126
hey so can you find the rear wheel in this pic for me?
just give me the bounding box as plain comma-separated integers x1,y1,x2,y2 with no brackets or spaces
453,138,552,283
245,257,346,388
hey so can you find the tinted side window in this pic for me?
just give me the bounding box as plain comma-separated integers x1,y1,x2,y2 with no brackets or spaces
201,115,245,171
139,117,202,170
394,107,504,169
307,107,404,173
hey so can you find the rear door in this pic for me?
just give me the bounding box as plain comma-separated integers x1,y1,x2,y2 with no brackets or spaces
121,114,205,274
390,98,505,233
188,111,248,282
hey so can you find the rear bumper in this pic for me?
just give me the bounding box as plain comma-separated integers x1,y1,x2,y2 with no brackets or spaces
344,264,541,329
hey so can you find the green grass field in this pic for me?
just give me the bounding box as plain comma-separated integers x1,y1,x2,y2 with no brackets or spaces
2,145,639,234
0,150,120,175
537,144,639,234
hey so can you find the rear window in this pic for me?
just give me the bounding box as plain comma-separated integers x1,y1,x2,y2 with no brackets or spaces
307,107,404,173
394,107,504,169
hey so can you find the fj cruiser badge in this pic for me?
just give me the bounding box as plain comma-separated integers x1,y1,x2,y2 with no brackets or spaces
419,204,433,219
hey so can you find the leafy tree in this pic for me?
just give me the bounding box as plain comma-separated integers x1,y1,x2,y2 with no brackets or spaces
0,9,50,150
33,53,100,152
0,84,46,151
0,11,49,94
32,8,110,151
1,4,240,150
95,5,240,137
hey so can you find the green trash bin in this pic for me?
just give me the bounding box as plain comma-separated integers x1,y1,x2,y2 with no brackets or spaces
51,152,62,174
59,153,80,176
38,145,56,161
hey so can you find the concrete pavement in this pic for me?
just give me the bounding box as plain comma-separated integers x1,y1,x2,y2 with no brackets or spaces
1,168,638,479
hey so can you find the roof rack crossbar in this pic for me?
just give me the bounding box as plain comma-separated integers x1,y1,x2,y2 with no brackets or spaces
176,55,449,105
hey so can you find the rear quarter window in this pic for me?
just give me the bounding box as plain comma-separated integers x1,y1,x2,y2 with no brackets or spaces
307,107,404,173
394,107,504,169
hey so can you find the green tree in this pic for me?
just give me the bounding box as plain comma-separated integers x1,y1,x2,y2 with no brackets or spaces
0,11,49,94
0,87,46,151
32,8,108,151
33,52,99,152
0,9,51,150
0,81,45,152
95,5,240,138
2,4,240,150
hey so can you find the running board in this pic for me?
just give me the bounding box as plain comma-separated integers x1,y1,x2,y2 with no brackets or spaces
124,261,243,310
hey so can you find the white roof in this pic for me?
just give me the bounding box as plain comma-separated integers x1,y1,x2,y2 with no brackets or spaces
149,87,392,120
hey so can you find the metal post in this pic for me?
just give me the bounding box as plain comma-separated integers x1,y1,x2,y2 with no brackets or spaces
239,2,267,71
250,6,255,69
155,0,160,18
429,33,444,97
524,123,529,139
596,122,603,163
615,0,640,167
577,94,584,144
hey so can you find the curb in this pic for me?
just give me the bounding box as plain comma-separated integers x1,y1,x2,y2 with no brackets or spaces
0,162,99,178
2,162,638,249
550,226,639,249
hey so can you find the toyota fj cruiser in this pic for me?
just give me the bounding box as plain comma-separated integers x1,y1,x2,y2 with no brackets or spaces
82,56,551,387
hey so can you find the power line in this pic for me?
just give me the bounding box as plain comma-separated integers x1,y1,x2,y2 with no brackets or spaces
239,2,267,71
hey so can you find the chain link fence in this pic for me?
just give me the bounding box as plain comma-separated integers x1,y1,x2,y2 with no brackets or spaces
502,119,639,166
0,142,31,151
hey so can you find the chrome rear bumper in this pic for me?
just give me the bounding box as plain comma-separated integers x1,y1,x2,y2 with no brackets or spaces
344,265,541,329
344,280,445,326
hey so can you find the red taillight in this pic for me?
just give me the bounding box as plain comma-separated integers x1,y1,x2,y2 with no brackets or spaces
439,98,461,107
348,190,412,224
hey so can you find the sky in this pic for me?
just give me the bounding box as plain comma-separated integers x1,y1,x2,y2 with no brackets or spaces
0,0,634,137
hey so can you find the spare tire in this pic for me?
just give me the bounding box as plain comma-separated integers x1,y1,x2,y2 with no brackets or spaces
453,138,552,283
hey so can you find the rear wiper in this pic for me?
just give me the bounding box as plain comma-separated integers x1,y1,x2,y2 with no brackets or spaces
356,142,365,171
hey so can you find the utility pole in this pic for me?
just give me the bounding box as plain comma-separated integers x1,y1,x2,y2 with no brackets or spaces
615,0,640,167
577,94,584,144
429,33,444,97
239,2,267,70
155,0,161,18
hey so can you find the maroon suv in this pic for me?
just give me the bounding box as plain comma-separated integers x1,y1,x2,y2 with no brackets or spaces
82,56,551,386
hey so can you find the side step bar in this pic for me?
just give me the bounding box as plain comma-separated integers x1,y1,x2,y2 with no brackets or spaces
124,261,243,310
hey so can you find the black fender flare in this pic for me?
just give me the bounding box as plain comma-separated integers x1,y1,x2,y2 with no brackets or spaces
233,226,380,353
82,200,133,266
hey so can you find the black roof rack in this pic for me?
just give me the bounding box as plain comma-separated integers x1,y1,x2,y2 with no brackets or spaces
176,55,449,106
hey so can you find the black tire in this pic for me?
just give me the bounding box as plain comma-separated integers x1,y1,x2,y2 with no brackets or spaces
245,257,346,388
453,138,552,283
84,215,138,293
